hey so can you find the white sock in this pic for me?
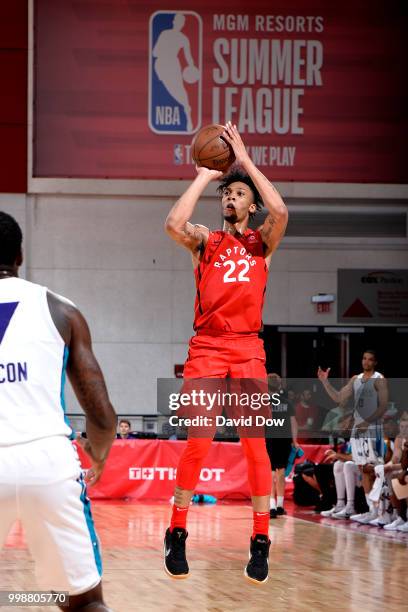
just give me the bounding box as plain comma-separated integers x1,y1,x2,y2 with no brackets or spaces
333,461,346,506
277,496,284,508
270,497,277,510
344,461,358,508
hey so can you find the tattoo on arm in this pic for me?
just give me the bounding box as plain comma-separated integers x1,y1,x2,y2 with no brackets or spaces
182,223,207,253
261,215,287,253
262,216,276,240
68,358,111,428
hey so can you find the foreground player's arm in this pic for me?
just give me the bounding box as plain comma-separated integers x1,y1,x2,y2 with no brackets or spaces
222,122,288,257
48,293,117,472
165,167,222,255
317,367,355,405
67,309,117,465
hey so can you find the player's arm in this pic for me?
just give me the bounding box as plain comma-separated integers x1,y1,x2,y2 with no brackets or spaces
165,167,222,254
365,377,389,423
384,438,402,473
399,441,408,484
317,367,355,404
47,292,117,481
323,449,352,463
391,436,403,464
222,122,288,258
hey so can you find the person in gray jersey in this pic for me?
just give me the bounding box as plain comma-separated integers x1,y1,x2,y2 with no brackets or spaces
318,350,388,524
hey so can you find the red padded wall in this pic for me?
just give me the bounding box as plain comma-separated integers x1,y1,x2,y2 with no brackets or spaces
0,2,27,193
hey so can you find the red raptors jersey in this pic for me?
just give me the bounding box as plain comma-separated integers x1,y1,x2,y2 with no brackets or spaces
193,229,268,333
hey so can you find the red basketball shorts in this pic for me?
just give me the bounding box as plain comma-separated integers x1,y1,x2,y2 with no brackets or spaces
175,333,271,496
183,332,267,378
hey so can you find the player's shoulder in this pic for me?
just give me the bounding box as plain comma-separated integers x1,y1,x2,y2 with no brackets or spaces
47,289,76,310
47,289,80,330
11,277,44,293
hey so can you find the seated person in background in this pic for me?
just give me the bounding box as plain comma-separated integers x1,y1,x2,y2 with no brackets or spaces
117,419,137,439
383,412,408,531
287,388,297,404
162,421,178,440
295,389,318,431
321,398,352,435
320,443,362,519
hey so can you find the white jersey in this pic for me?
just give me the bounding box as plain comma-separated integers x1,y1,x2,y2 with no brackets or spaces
351,371,384,465
352,371,383,426
0,277,72,446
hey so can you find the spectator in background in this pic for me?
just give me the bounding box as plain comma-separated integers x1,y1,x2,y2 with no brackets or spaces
117,419,136,439
295,388,318,431
320,400,354,444
321,444,361,519
321,398,351,435
287,388,297,404
383,412,408,531
162,421,178,440
265,373,299,518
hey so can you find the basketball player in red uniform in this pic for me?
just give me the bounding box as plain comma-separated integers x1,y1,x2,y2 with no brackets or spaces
164,122,288,583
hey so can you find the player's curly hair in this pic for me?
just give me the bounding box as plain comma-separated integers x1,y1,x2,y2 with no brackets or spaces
216,166,264,220
0,211,23,265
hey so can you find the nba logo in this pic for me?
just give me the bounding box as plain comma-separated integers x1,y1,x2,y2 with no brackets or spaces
149,11,202,134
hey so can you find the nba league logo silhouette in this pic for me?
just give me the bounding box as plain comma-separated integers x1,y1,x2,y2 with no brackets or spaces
149,11,202,134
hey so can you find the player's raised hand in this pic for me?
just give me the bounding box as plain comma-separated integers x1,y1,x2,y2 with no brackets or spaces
317,366,330,381
195,164,224,180
222,121,250,165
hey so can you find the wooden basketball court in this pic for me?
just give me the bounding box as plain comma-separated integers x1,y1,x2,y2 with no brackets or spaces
1,501,407,611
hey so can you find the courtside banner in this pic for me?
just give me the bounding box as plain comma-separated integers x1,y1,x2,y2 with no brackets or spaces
75,439,328,500
34,1,407,182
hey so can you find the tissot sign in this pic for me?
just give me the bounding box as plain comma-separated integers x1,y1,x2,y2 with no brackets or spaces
34,1,407,182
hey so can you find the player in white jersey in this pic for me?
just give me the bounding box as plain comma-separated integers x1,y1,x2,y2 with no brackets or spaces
318,350,388,523
0,212,117,611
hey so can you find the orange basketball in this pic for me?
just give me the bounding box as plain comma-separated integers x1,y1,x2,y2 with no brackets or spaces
191,124,235,172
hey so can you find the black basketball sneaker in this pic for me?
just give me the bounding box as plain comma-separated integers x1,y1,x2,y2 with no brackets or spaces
164,528,189,579
244,534,271,583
